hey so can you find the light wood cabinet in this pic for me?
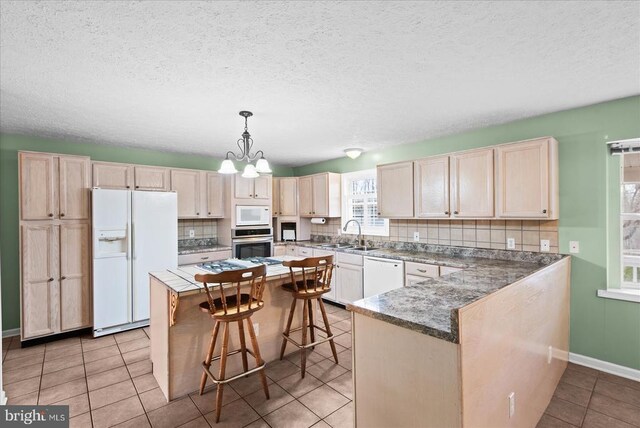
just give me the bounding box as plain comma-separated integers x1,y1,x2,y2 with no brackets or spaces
171,169,201,218
377,161,414,218
450,148,494,218
135,166,170,191
415,156,450,218
21,224,59,339
279,178,298,216
336,262,364,304
234,175,272,200
59,223,91,331
496,137,558,219
205,172,224,218
92,161,134,189
298,173,341,217
20,153,90,221
20,152,57,220
272,178,280,215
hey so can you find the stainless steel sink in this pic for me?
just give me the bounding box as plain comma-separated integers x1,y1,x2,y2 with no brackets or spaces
351,246,379,252
320,243,353,249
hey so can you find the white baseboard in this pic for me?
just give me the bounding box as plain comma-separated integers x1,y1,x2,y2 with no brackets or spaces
569,352,640,381
2,328,19,338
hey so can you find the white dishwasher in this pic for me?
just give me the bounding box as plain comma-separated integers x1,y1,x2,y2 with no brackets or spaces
363,257,404,298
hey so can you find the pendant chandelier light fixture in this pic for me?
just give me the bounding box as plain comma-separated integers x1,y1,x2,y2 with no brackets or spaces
218,111,271,177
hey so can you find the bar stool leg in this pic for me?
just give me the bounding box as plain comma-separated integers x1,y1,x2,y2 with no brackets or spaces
279,297,297,360
247,317,270,399
215,322,230,423
200,320,220,395
318,299,339,363
237,320,249,373
307,300,315,347
301,299,309,378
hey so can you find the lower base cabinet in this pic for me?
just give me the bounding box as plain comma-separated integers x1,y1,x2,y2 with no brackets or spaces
313,248,337,301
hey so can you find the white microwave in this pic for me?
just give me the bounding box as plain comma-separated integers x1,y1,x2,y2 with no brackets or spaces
235,205,271,227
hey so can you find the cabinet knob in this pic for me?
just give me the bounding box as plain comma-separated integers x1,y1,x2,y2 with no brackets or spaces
135,186,140,189
208,212,211,215
542,209,547,214
201,257,209,260
48,278,54,282
378,212,381,215
60,213,65,217
126,185,130,189
48,213,53,217
196,212,200,215
60,276,66,280
445,211,449,215
313,211,316,214
454,211,459,215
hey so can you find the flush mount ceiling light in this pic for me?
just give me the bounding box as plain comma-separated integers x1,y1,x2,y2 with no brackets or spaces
344,148,363,159
218,111,272,176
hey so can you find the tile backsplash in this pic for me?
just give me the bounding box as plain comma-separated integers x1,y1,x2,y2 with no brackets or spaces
178,219,218,240
311,218,559,253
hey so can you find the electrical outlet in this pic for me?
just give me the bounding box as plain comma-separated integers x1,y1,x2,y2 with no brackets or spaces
508,392,516,418
507,238,516,250
413,231,420,242
569,241,580,253
547,346,553,364
189,229,195,238
540,239,550,252
337,228,342,236
253,322,259,336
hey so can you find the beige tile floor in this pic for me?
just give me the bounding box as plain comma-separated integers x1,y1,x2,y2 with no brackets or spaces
2,302,638,428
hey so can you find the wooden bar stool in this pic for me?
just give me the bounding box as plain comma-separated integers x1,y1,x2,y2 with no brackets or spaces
279,255,338,377
194,265,270,423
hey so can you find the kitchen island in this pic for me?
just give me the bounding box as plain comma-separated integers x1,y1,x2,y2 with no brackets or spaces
149,256,307,401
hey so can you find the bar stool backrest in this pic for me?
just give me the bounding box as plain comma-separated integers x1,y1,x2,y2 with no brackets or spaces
283,255,334,293
194,264,267,315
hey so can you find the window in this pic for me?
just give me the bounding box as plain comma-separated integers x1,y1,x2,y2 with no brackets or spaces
341,169,389,236
621,153,640,289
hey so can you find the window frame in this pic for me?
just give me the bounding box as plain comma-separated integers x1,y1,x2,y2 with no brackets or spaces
340,169,389,237
620,154,640,290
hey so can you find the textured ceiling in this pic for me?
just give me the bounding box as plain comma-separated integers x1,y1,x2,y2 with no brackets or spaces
1,1,639,166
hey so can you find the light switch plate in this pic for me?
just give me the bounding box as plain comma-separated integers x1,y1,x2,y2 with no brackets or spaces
507,238,516,250
189,229,195,238
540,240,550,252
413,231,420,242
569,241,580,253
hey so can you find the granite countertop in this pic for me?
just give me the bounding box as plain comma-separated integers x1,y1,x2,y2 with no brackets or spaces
288,240,566,344
178,244,232,255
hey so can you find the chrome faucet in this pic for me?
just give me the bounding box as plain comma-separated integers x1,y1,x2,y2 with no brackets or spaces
343,219,364,247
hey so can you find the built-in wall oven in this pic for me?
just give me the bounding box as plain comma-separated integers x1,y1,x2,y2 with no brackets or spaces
232,228,273,258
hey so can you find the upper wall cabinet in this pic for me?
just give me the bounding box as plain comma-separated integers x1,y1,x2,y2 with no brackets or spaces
299,173,340,217
92,162,134,189
496,137,558,219
279,177,298,216
205,172,224,218
234,175,272,200
450,148,495,218
377,162,414,218
171,169,201,218
20,152,90,221
134,166,170,191
415,156,450,218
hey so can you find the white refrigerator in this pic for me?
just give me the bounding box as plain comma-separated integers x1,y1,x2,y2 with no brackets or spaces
92,189,177,337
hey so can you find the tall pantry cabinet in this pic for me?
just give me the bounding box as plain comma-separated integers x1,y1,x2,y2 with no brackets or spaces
19,151,92,340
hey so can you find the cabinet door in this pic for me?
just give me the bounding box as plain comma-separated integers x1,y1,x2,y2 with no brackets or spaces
92,162,134,189
234,175,254,199
496,139,550,218
135,166,170,191
336,263,363,304
171,169,201,218
273,245,286,257
377,162,414,218
415,156,450,218
206,172,224,217
59,156,90,220
253,175,272,200
20,152,57,220
22,224,59,339
299,177,314,216
280,178,298,216
451,148,494,218
314,249,336,301
272,178,280,215
312,174,328,216
59,223,91,331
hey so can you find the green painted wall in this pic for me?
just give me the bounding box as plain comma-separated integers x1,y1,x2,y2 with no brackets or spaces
294,96,640,370
0,134,294,332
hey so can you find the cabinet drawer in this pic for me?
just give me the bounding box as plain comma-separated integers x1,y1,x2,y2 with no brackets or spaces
405,261,439,278
178,250,231,266
337,252,363,266
440,266,463,276
406,274,432,287
313,249,336,258
296,246,313,257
